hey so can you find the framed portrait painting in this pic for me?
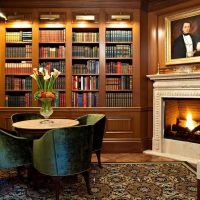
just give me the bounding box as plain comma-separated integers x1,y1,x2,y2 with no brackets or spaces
165,8,200,65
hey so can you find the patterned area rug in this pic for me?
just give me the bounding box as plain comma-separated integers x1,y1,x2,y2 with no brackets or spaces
0,161,197,200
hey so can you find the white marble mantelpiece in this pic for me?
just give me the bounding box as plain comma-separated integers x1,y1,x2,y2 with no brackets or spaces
144,72,200,164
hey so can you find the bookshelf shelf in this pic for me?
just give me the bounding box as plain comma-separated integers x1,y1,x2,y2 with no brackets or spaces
106,73,132,76
39,42,65,44
39,57,65,60
106,57,132,60
6,42,32,44
6,58,32,60
72,57,99,60
6,90,32,92
106,42,132,44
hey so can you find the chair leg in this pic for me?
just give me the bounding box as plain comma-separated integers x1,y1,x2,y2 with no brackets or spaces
95,150,102,168
82,171,92,195
52,176,62,200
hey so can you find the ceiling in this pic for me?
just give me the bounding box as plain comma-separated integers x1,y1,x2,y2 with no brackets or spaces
0,0,190,11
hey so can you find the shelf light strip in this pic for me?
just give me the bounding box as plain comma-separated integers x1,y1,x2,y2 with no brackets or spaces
75,15,95,21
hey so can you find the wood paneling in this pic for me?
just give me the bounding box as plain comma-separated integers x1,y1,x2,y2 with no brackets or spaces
0,107,150,153
0,0,196,11
0,0,141,9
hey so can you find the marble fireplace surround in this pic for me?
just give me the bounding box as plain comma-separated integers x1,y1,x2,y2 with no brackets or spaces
145,72,200,164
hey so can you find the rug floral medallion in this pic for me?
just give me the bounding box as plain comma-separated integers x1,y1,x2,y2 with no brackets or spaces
0,161,197,199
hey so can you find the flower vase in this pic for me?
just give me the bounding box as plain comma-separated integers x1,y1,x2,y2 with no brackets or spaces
39,97,54,124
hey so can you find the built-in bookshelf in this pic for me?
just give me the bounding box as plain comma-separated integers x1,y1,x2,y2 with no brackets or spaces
5,28,33,107
39,27,66,107
105,28,133,107
72,28,99,107
2,17,134,108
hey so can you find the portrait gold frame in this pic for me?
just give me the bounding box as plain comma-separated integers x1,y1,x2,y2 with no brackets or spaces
165,8,200,65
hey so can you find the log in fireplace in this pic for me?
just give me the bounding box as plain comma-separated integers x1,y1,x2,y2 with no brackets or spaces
164,98,200,144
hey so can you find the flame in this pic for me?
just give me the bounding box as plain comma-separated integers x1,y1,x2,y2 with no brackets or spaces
186,112,195,130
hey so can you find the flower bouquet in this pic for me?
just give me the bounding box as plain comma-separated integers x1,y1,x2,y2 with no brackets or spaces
30,67,61,122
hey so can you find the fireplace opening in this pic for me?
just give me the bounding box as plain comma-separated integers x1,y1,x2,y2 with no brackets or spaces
164,98,200,144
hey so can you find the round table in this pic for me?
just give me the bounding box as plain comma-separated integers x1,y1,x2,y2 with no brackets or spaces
12,118,79,139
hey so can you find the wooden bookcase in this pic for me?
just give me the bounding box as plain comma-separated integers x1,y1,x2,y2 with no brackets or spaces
0,8,150,153
39,27,66,107
5,27,33,107
0,10,136,109
72,27,100,107
105,27,133,107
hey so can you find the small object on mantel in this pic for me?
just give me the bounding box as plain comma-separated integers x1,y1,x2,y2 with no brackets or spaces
173,66,196,73
156,63,160,75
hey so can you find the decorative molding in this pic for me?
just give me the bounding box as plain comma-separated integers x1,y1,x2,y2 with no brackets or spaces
148,73,200,161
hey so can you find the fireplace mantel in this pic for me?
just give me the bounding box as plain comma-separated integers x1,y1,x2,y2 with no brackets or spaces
145,72,200,164
147,72,200,80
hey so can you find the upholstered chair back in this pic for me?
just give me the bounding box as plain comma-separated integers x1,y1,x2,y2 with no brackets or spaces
11,112,44,124
33,125,93,199
76,114,106,167
0,128,31,169
33,125,93,176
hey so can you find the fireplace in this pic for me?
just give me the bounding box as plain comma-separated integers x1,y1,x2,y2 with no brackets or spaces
164,98,200,144
145,72,200,164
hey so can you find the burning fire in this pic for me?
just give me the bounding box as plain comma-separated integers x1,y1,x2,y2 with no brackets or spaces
186,112,195,130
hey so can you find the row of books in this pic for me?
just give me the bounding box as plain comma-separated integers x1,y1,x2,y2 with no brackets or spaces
72,32,99,42
106,30,132,42
5,61,32,74
72,75,99,90
54,92,66,107
106,76,132,90
106,92,132,107
40,29,66,43
106,45,132,58
6,45,32,58
39,46,65,58
72,92,98,107
72,46,99,58
6,31,32,42
39,61,65,73
72,60,99,74
54,77,66,89
38,77,65,90
5,93,32,107
6,77,32,90
106,61,133,74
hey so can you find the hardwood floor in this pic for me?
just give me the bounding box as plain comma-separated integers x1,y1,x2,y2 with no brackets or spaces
91,153,176,163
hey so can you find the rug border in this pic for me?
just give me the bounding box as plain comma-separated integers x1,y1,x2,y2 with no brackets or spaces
92,161,197,175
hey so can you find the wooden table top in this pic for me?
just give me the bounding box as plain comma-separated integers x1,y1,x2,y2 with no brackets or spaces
12,119,79,130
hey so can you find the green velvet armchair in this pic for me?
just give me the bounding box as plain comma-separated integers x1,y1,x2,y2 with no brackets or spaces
11,112,44,124
76,114,106,168
0,128,32,170
33,125,93,200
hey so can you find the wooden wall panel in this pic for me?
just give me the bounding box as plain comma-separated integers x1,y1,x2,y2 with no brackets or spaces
0,107,148,153
107,118,132,132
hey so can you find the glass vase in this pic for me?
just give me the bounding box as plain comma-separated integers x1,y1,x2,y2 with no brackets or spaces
39,97,54,124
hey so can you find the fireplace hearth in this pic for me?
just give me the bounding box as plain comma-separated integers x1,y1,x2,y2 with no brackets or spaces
145,72,200,164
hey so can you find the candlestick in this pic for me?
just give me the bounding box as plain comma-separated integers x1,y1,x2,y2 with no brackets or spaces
157,63,160,74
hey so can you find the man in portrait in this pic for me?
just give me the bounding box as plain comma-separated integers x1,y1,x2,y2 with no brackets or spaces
172,21,200,59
